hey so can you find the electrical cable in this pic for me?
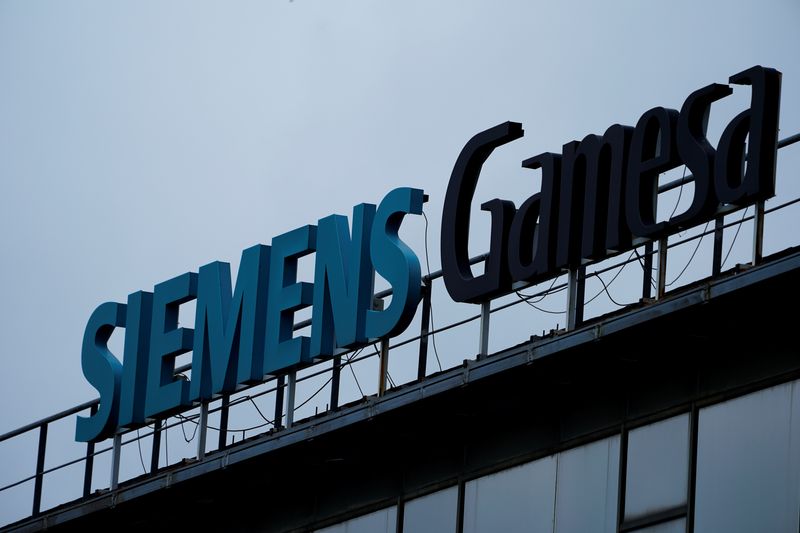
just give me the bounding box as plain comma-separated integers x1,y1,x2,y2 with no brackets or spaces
594,271,632,307
721,206,750,268
633,247,658,290
164,418,169,466
176,406,272,435
370,342,396,390
135,428,147,474
585,250,636,305
346,348,366,397
177,413,200,443
669,166,688,220
666,221,710,287
515,275,563,301
422,211,444,372
294,375,334,411
246,396,274,426
515,290,567,314
514,276,568,313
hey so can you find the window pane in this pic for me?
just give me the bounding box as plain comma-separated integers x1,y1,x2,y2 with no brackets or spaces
694,380,800,533
403,486,458,533
632,518,685,533
315,506,397,533
463,455,557,533
554,435,620,533
625,414,689,520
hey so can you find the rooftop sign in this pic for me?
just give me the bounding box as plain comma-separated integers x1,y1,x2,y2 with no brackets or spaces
76,66,781,443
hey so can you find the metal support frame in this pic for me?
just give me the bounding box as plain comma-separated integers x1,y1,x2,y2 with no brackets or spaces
110,434,121,490
286,372,296,428
642,242,654,300
150,419,162,474
455,478,466,533
82,405,97,497
656,237,668,299
196,402,208,460
218,394,230,450
32,423,48,516
712,215,725,276
478,301,490,359
575,266,585,327
378,338,390,396
616,424,629,532
686,405,700,533
566,269,579,330
417,282,432,380
274,375,285,430
330,355,342,411
3,133,800,526
753,200,765,265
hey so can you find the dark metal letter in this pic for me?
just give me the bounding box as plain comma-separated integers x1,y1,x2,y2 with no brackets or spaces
441,122,523,303
626,107,681,239
715,66,782,205
672,83,733,228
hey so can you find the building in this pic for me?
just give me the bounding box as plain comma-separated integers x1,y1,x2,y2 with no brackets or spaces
2,92,799,531
2,196,800,532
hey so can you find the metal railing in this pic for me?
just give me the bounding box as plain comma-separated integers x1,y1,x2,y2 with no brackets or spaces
1,132,798,527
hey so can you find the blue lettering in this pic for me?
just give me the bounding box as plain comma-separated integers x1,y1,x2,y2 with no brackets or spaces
118,291,152,428
265,226,316,373
144,273,196,419
75,302,126,443
310,204,375,358
365,187,424,339
190,244,270,401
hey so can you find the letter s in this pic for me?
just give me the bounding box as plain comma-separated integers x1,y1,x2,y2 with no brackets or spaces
75,302,126,443
365,187,424,339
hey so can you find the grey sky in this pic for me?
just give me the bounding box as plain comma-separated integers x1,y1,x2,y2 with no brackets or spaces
1,0,799,522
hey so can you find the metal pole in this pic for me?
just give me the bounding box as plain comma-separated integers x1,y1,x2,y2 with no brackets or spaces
478,301,490,359
82,405,97,497
657,237,668,299
575,266,586,327
566,269,579,330
642,242,654,300
286,372,296,428
150,419,162,474
378,338,390,396
218,394,230,450
110,433,121,490
274,375,285,430
32,423,48,516
196,402,208,460
417,282,432,380
712,215,725,276
753,200,765,265
330,355,342,411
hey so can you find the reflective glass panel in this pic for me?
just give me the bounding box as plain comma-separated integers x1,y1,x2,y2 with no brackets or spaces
554,435,620,533
694,380,800,533
315,506,397,533
403,486,458,533
463,455,557,533
632,518,685,532
625,414,689,520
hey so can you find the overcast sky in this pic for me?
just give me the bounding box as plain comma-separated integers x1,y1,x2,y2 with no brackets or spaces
1,0,799,522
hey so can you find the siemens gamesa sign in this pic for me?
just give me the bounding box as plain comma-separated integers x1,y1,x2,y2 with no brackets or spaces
77,66,781,443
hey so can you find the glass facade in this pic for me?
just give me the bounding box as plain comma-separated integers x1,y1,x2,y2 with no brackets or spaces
462,455,556,533
315,506,397,533
625,414,690,521
554,436,619,533
632,519,686,533
694,380,800,533
317,379,800,532
403,486,459,533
